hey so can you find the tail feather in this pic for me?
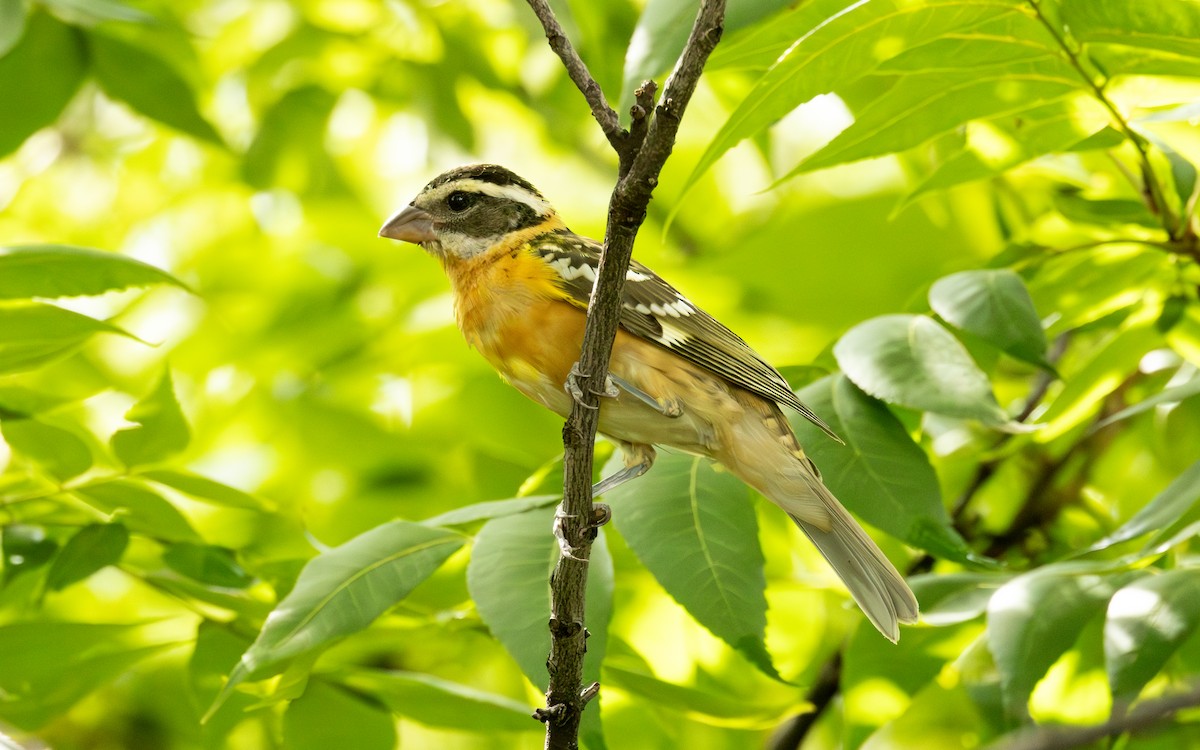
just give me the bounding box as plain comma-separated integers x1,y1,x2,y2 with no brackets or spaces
789,478,919,642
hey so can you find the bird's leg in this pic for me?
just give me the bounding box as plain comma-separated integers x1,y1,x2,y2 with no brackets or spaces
565,362,620,409
608,373,683,418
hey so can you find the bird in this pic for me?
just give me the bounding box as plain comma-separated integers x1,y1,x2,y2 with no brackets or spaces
379,163,918,641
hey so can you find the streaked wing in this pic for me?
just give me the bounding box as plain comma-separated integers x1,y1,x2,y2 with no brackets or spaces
530,230,841,442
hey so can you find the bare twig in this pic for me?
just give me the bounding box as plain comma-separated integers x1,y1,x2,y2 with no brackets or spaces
987,683,1200,750
526,1,727,747
524,0,624,149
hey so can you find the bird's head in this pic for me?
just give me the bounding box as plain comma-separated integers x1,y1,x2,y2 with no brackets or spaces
379,164,562,260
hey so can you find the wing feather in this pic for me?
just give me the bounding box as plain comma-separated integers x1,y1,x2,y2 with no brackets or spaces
531,232,841,442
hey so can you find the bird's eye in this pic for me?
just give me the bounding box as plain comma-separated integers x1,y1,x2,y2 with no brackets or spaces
446,191,474,212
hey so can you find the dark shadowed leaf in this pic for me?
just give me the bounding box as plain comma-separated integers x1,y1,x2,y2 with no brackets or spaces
1105,569,1200,707
163,543,252,589
604,452,779,679
834,314,1011,427
45,523,129,591
206,521,463,719
929,270,1050,368
111,371,191,468
87,31,222,144
0,12,85,157
792,375,979,565
2,525,58,585
339,668,537,732
0,245,186,299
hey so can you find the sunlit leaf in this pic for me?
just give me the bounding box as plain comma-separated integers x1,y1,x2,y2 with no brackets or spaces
0,417,93,481
87,30,222,144
73,480,202,543
0,245,186,299
140,469,265,510
1105,569,1200,707
604,453,778,678
111,371,191,468
0,0,26,57
0,302,138,375
1088,460,1200,553
686,0,1028,192
1061,0,1200,60
0,11,85,157
338,668,537,732
421,494,558,527
44,523,128,592
987,562,1139,720
792,375,980,565
929,269,1050,368
834,314,1011,427
40,0,154,24
603,664,804,727
1092,371,1200,432
282,679,397,750
0,622,176,731
206,521,463,719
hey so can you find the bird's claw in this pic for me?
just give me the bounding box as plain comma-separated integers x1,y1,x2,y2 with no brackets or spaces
564,364,620,408
590,503,611,527
552,506,588,562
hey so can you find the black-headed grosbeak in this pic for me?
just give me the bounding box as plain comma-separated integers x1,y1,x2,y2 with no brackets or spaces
379,164,918,641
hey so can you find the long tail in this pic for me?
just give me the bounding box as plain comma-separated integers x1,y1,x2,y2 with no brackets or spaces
786,474,919,642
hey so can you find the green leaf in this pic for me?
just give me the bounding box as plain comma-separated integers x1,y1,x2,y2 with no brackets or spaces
44,523,128,592
621,0,793,105
0,622,175,731
986,562,1137,720
1092,371,1200,432
111,371,191,468
788,62,1078,179
467,508,613,693
0,302,138,374
282,679,397,750
792,375,979,565
0,0,26,57
40,0,154,25
0,12,85,158
929,270,1050,368
206,521,464,719
834,314,1011,427
2,525,58,585
1105,569,1200,706
603,664,802,727
421,494,559,527
338,668,537,732
908,572,1008,626
604,453,778,678
74,480,201,543
140,469,265,510
242,85,343,193
86,30,222,144
0,417,93,481
1052,190,1160,229
1088,460,1200,553
1061,0,1200,60
0,245,187,299
1035,314,1163,442
685,0,1027,192
163,542,252,589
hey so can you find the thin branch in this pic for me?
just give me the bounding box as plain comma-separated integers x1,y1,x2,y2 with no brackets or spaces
524,0,624,148
768,652,842,750
533,1,727,748
987,683,1200,750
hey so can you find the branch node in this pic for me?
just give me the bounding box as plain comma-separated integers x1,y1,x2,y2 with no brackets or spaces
580,682,601,706
533,703,569,725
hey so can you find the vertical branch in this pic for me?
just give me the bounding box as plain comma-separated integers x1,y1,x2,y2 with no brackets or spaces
524,1,727,747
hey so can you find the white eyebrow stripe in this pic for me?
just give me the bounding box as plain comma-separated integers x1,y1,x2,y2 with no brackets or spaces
458,179,552,215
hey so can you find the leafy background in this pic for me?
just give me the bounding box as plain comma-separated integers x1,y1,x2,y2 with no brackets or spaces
1,0,1199,748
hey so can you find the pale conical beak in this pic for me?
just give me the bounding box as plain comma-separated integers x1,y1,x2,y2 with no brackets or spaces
379,204,435,244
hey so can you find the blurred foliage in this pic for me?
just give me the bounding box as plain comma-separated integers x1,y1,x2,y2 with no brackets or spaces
1,0,1200,748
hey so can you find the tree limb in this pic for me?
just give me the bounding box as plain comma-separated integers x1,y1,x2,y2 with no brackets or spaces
525,1,727,747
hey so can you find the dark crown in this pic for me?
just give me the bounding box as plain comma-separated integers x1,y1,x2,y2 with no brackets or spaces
425,164,544,199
